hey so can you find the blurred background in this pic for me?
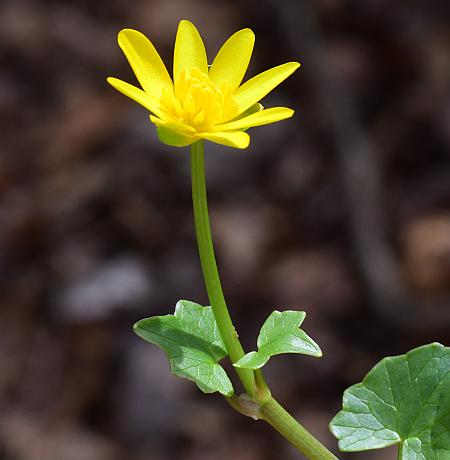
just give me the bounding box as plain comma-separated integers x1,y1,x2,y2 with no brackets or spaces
1,0,450,459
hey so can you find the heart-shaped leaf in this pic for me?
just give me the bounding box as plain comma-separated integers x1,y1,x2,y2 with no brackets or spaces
330,342,450,459
234,310,322,370
134,300,234,396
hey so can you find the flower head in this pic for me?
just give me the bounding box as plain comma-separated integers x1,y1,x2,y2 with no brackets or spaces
108,20,300,149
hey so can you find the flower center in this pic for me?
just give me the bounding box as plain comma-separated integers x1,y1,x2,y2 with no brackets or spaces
161,67,237,132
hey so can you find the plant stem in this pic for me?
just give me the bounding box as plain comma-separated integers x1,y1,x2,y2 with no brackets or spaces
254,368,271,402
397,444,403,459
190,140,256,396
190,140,339,459
260,397,339,460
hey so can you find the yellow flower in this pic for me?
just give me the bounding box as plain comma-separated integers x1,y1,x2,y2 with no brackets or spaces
108,20,300,149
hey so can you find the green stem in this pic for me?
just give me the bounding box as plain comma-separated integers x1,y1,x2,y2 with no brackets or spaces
260,397,338,460
398,443,403,460
190,140,339,459
190,141,256,396
254,368,271,402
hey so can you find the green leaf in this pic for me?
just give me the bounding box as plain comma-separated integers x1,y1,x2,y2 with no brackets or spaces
330,342,450,459
234,310,322,370
134,300,234,396
402,438,427,459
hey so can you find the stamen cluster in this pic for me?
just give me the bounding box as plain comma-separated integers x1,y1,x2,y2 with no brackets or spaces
160,67,235,132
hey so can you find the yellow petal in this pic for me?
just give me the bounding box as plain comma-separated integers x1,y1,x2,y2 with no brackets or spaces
107,77,164,118
173,20,208,83
233,62,300,116
118,29,173,100
149,115,196,134
209,28,255,91
198,131,250,149
217,107,294,131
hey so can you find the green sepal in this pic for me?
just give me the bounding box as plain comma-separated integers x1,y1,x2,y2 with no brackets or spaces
235,102,264,120
134,300,234,396
156,125,194,147
234,310,322,370
230,103,263,132
330,342,450,459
